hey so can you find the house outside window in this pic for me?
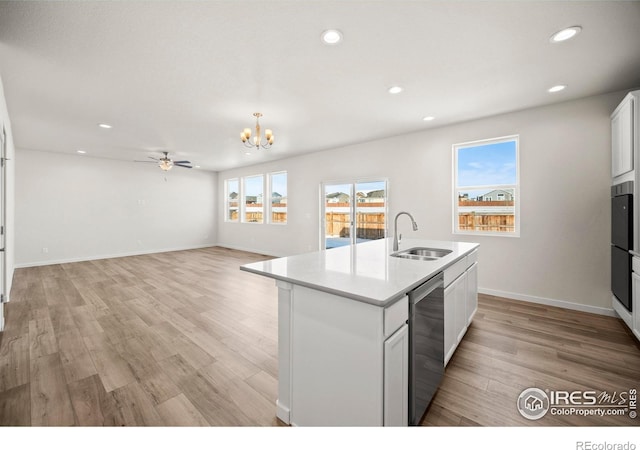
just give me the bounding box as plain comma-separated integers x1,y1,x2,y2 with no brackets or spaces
453,135,519,236
225,178,239,222
269,171,287,224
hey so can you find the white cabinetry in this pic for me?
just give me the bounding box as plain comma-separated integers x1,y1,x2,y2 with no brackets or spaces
611,93,634,178
444,273,466,363
383,323,409,426
282,284,409,426
444,250,478,365
611,91,640,341
466,262,478,325
631,257,640,341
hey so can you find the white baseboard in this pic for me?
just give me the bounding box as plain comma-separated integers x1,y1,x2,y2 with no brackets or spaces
214,242,285,258
479,287,617,317
14,244,218,269
276,400,290,425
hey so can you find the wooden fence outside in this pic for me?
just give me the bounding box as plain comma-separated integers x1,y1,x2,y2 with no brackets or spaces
228,202,287,223
325,212,386,239
459,200,514,207
458,213,515,232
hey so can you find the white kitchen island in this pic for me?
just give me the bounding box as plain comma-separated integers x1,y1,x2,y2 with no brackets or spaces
241,237,479,426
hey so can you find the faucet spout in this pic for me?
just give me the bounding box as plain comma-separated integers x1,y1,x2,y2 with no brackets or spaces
393,211,418,251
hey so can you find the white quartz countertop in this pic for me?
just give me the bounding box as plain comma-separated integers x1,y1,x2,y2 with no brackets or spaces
240,238,479,306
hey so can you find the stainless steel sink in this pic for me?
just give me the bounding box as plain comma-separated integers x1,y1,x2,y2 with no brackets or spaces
391,247,453,261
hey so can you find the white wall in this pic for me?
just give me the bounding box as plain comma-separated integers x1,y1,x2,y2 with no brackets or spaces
15,149,217,266
218,90,631,314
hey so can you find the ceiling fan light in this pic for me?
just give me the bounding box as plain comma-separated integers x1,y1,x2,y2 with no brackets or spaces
159,160,173,171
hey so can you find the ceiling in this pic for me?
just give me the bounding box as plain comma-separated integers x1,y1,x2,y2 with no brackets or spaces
1,1,639,172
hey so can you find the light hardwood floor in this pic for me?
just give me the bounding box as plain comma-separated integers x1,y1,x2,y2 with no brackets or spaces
0,247,639,426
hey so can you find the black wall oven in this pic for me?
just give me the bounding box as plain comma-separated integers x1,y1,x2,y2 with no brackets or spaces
611,181,633,312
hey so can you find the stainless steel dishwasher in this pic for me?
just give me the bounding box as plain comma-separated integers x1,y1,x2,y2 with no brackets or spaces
408,273,445,426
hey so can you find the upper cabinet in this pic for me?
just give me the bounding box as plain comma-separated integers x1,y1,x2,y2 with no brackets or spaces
612,92,636,178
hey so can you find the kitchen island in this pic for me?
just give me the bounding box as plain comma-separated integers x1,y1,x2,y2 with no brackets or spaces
241,237,479,426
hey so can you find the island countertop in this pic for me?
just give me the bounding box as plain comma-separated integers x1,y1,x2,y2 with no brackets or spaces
240,238,479,306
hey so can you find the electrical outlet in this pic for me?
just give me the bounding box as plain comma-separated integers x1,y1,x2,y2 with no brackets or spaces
42,247,48,253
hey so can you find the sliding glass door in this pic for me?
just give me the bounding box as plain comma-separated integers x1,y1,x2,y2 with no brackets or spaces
322,180,387,249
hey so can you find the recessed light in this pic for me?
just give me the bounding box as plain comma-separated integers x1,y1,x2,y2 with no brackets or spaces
77,150,86,154
550,26,582,43
548,85,566,93
388,86,403,94
195,165,201,168
245,152,251,156
321,29,343,45
98,123,112,129
422,116,435,121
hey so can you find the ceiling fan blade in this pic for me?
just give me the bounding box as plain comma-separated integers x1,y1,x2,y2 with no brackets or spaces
134,160,158,163
175,164,193,169
173,160,191,164
148,156,159,161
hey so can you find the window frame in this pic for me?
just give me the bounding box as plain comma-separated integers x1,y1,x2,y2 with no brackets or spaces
452,135,520,237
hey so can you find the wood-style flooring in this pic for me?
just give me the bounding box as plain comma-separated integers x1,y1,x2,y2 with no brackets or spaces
0,246,639,426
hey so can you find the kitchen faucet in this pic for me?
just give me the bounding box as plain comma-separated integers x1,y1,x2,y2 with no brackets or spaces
393,211,418,251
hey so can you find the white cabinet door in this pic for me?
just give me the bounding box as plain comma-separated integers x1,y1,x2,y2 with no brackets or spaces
384,323,409,426
466,262,478,325
632,272,640,341
454,274,467,343
612,95,634,177
444,274,465,365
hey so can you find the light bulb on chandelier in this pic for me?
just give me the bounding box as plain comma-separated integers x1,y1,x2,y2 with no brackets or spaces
240,112,274,150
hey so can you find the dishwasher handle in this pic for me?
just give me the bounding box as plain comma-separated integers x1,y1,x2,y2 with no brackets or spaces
408,273,444,304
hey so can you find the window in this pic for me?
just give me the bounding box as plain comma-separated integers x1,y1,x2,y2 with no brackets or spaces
269,171,287,224
225,172,288,225
225,178,239,222
453,136,519,236
243,175,264,223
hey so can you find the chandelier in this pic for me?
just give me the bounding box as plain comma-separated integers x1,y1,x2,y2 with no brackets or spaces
240,112,274,150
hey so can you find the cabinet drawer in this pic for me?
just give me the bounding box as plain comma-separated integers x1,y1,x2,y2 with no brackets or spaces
384,296,408,338
444,257,467,287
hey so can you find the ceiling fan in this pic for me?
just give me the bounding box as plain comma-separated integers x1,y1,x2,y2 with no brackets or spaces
135,151,192,171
